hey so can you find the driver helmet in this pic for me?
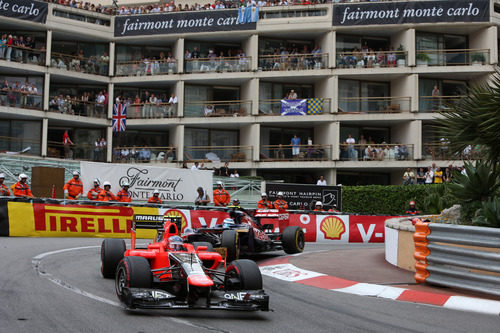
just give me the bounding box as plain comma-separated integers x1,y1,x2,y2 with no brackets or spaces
223,218,235,228
168,235,184,251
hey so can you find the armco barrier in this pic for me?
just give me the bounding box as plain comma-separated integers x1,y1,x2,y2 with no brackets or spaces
0,198,394,242
413,219,500,296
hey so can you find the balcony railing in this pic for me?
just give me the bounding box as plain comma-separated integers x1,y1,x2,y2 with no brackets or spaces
258,98,331,115
0,45,46,66
419,95,465,113
259,6,328,19
184,145,253,162
336,50,408,68
52,7,111,26
423,142,478,161
127,102,177,119
0,90,42,110
48,96,106,118
47,141,97,161
415,49,490,66
0,135,41,156
184,100,251,118
112,146,177,163
184,56,251,73
338,96,411,113
115,59,178,76
50,51,109,75
258,53,328,71
260,144,331,161
339,143,414,161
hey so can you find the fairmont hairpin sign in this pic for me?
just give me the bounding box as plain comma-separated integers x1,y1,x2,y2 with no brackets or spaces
333,0,489,26
0,0,48,23
115,10,256,37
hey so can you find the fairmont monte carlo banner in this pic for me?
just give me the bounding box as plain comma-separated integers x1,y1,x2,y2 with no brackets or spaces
115,9,256,37
0,0,48,23
333,0,489,26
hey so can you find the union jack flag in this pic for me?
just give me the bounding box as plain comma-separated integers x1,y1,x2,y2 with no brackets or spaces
112,104,127,132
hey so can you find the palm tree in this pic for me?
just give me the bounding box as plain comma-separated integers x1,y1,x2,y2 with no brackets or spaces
436,71,500,169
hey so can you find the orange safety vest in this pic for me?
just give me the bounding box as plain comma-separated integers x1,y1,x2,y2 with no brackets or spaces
116,189,132,202
213,188,230,206
0,184,10,196
97,190,116,201
87,187,102,200
313,208,324,212
274,199,288,210
257,200,273,209
14,181,33,197
148,196,162,204
63,178,83,199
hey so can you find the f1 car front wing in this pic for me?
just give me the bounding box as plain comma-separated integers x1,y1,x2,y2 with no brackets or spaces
121,288,270,311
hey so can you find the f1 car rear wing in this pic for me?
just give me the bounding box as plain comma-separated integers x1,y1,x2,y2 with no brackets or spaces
131,215,182,250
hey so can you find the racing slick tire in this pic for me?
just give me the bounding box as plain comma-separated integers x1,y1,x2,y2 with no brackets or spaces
282,226,305,254
115,256,152,306
101,239,126,278
225,259,263,290
221,229,239,262
193,241,214,252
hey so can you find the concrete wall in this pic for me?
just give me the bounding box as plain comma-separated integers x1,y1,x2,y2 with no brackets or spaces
469,26,498,64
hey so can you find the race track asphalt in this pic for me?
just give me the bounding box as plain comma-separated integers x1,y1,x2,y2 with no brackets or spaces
1,238,499,333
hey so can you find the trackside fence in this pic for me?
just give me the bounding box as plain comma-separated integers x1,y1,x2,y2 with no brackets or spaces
414,219,500,296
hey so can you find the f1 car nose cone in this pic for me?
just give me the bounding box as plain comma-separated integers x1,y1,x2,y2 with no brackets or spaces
187,274,214,287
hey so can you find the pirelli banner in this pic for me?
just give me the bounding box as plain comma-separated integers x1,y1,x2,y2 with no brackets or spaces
333,0,489,26
80,162,212,204
115,9,256,37
0,198,391,243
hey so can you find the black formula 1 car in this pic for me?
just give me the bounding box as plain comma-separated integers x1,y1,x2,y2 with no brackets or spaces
100,215,269,311
183,208,305,262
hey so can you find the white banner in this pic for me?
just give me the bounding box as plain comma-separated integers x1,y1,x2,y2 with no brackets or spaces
80,162,212,203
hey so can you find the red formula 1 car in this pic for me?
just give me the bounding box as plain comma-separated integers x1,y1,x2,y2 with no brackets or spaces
183,208,305,262
100,215,269,311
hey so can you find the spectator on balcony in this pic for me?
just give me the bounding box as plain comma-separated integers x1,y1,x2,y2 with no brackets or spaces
27,83,38,107
312,44,322,69
204,104,215,116
387,46,396,67
5,34,13,61
95,91,105,117
63,130,74,159
151,57,160,75
148,93,158,118
433,167,444,184
376,48,386,66
86,55,96,74
274,144,285,159
306,137,314,158
287,89,297,100
346,134,356,160
230,170,239,178
121,146,130,162
366,48,376,68
416,167,426,185
100,52,109,75
399,144,409,160
0,34,6,59
425,167,434,184
317,175,327,186
432,85,441,111
165,144,176,162
167,52,176,72
358,134,367,159
14,35,24,62
402,167,415,185
291,134,301,159
138,146,151,162
219,161,230,177
0,80,8,106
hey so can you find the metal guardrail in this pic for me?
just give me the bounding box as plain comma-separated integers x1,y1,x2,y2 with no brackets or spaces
414,220,500,296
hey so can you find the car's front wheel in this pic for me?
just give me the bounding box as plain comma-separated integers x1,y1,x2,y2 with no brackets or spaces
115,256,152,306
225,259,262,290
282,226,305,254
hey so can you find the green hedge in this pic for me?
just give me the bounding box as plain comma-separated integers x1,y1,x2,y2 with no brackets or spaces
341,184,451,215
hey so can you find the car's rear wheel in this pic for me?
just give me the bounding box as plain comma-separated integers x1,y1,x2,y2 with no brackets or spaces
101,239,126,278
115,256,152,305
282,226,305,254
221,230,239,262
193,241,214,251
225,259,262,290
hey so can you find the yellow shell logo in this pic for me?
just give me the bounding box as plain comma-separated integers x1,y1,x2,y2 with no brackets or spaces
320,216,345,240
163,209,187,233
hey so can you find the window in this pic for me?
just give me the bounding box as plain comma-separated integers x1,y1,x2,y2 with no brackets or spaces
0,120,41,155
